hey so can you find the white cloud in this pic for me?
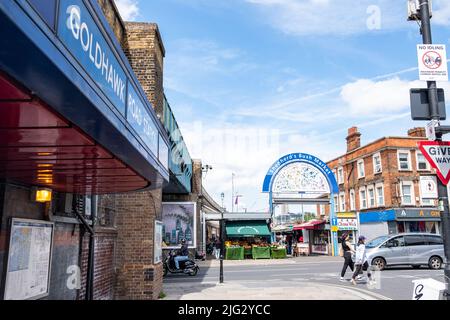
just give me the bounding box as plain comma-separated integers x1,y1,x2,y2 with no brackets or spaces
434,0,450,26
114,0,140,21
245,0,405,36
340,77,450,116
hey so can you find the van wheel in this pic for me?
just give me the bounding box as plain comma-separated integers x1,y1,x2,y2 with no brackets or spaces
372,257,386,271
428,256,442,270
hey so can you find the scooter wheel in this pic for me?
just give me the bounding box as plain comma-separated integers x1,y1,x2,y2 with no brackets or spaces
189,267,199,276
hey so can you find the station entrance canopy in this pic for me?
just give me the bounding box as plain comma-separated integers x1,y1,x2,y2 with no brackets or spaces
0,0,170,194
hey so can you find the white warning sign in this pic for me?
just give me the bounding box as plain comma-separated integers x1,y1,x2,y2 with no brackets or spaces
417,44,448,81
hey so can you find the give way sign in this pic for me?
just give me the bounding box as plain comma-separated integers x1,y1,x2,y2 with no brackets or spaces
418,141,450,185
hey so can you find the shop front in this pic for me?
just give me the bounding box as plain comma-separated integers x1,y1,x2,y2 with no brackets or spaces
336,212,358,248
394,208,442,234
294,219,329,255
225,220,282,260
358,210,396,241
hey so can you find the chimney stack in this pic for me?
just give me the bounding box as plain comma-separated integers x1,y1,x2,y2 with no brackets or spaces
346,127,361,152
407,127,426,138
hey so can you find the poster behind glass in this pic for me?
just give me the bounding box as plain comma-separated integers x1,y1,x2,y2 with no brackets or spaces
162,202,196,249
154,220,163,264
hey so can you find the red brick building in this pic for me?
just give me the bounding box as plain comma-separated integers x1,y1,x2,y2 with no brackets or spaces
325,127,441,242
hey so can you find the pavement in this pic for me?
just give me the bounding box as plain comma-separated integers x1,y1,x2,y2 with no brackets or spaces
161,255,445,300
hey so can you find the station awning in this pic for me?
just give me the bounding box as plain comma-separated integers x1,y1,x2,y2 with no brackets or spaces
226,221,271,237
0,1,170,194
293,219,326,230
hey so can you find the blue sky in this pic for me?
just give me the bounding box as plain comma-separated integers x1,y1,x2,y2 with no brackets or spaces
115,0,450,212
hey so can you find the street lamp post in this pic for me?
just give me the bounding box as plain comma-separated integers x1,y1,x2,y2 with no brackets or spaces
220,192,225,284
414,0,450,299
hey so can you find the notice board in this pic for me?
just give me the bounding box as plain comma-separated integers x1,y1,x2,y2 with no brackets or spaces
4,219,54,300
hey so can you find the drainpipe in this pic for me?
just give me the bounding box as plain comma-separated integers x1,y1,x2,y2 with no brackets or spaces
75,196,96,300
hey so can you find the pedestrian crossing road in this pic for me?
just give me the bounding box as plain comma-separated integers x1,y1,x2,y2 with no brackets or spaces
163,257,444,300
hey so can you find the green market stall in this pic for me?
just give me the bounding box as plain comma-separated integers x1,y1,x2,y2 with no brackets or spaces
225,246,244,260
252,246,271,259
270,247,287,259
225,221,272,260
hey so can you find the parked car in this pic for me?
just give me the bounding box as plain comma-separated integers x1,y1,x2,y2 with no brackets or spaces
365,233,445,270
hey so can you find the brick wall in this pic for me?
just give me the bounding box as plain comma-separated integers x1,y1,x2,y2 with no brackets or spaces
124,22,165,118
114,189,163,300
96,0,127,47
78,228,117,300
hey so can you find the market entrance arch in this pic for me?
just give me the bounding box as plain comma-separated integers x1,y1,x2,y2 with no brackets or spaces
262,153,340,256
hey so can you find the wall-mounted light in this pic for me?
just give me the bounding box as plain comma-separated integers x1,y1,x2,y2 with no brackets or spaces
35,188,53,203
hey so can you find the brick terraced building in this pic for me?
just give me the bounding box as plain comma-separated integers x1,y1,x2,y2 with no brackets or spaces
326,127,442,242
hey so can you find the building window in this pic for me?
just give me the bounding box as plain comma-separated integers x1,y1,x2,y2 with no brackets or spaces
376,183,385,206
401,181,414,206
359,188,367,209
367,186,375,208
398,150,411,171
339,192,346,212
421,198,435,206
337,167,344,185
349,189,356,211
373,153,382,174
417,152,429,171
357,159,365,178
333,195,339,212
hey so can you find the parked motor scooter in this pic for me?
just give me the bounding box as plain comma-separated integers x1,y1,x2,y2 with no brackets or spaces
163,250,199,277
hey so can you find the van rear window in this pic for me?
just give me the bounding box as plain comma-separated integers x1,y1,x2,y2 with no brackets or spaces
425,236,444,245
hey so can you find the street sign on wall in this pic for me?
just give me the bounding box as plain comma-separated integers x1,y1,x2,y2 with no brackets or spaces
420,176,438,198
418,141,450,185
417,44,448,81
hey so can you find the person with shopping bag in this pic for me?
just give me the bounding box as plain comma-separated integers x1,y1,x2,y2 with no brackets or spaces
351,235,373,285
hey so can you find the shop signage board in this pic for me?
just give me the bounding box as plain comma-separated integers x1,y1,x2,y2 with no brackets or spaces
394,208,441,220
337,218,358,231
4,219,54,300
420,176,438,198
58,0,127,115
418,141,450,185
417,44,448,81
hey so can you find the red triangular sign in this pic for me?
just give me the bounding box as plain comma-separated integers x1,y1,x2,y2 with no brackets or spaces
418,141,450,185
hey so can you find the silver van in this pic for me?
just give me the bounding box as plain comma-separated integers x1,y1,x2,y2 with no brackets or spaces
365,233,445,270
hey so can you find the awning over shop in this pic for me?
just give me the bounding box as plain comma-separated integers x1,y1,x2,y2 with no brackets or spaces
226,221,271,237
293,219,325,230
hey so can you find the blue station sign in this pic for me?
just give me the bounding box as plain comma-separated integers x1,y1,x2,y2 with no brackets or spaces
127,82,158,155
58,0,127,115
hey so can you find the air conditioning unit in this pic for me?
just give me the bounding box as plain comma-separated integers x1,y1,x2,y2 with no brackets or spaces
408,0,432,21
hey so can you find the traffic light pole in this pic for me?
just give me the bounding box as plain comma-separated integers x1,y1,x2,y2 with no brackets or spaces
419,0,450,300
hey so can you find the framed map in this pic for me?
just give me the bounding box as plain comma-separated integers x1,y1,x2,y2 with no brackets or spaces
4,219,54,300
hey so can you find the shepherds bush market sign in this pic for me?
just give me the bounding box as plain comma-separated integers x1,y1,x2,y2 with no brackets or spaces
58,0,126,115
